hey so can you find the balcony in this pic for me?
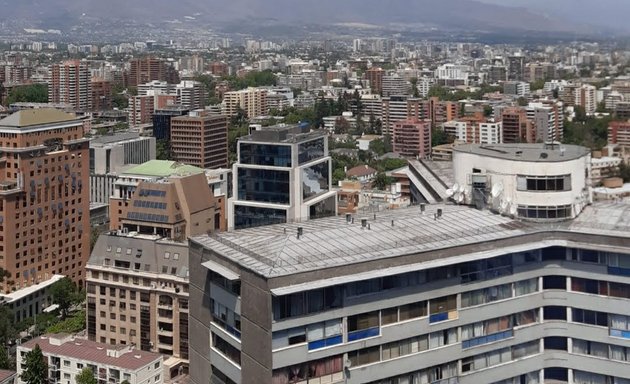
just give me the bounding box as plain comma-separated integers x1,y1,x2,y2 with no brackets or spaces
461,329,513,349
347,326,379,342
0,180,22,195
609,328,630,339
429,310,458,324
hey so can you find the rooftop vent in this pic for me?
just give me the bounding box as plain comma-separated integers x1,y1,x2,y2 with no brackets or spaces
420,203,426,213
437,208,443,218
515,151,523,157
345,213,352,223
540,152,548,159
297,227,303,239
361,218,367,228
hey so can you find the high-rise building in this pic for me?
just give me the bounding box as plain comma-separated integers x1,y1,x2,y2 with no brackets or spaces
500,107,534,143
525,101,564,143
170,111,229,169
221,88,268,118
91,78,112,111
130,95,155,127
186,144,623,384
429,97,460,127
503,81,531,98
608,121,630,147
209,62,229,77
137,80,207,111
228,124,336,229
127,57,179,87
87,166,220,374
576,84,597,115
382,96,429,135
487,65,508,83
48,60,92,111
152,105,190,141
381,74,407,97
365,67,385,95
507,55,526,81
392,119,432,158
0,109,89,290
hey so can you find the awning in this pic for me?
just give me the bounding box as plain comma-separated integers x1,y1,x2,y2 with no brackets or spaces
202,260,240,281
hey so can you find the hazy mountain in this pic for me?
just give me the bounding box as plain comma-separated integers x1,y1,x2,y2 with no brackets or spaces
0,0,598,35
478,0,630,34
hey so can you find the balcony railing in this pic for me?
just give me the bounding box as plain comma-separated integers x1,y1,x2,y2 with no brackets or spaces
307,335,342,351
462,329,513,349
212,316,241,340
347,327,379,342
429,310,458,324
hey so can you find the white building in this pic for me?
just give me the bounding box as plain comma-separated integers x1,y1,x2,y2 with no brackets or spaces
503,81,531,98
452,143,592,220
443,120,468,142
382,74,407,97
0,274,64,324
576,84,597,115
479,121,503,144
17,334,163,384
434,64,470,86
137,80,206,111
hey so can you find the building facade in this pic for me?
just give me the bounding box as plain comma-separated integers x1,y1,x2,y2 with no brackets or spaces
17,334,163,384
222,88,268,118
228,124,337,230
0,109,89,290
170,111,229,169
392,119,432,158
189,200,630,384
48,61,92,111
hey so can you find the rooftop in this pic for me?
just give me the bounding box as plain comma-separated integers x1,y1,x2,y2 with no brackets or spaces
20,335,161,371
1,275,64,303
192,202,630,279
90,132,144,146
122,160,204,178
241,124,325,144
453,143,589,162
0,109,79,128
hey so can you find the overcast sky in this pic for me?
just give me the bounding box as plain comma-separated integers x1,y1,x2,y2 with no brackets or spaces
477,0,630,32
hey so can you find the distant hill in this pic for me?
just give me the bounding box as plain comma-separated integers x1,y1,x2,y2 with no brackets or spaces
0,0,592,35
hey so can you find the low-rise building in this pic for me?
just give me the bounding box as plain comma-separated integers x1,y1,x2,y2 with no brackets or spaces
17,334,163,384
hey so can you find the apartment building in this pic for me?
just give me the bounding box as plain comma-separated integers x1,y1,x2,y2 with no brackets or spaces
137,81,206,111
576,84,597,115
382,96,428,135
48,60,92,111
127,57,178,87
222,88,268,118
17,334,163,384
0,109,89,290
228,124,336,229
525,101,564,143
608,121,630,147
170,111,229,169
392,119,432,158
500,107,534,144
189,197,630,384
365,67,385,95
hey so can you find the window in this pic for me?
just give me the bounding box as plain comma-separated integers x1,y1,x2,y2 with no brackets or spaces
571,308,607,327
429,295,456,315
382,334,429,360
271,355,343,384
517,204,572,220
212,333,241,366
347,311,379,341
461,283,512,307
348,346,380,367
399,301,427,321
517,175,571,192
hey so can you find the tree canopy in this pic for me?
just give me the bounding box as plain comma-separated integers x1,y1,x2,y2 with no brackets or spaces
20,345,48,384
76,367,97,384
5,84,48,104
50,277,81,319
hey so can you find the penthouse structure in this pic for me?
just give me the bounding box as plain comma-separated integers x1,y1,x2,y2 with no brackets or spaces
229,124,336,230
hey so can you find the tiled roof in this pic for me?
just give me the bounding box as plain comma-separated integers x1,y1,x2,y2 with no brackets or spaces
20,335,161,371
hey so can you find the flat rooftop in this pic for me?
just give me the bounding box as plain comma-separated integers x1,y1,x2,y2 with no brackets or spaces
241,124,325,144
453,143,589,162
192,202,630,279
122,160,204,178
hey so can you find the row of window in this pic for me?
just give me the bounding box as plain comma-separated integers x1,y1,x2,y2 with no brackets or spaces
132,200,167,210
272,247,630,322
462,340,540,373
516,175,572,192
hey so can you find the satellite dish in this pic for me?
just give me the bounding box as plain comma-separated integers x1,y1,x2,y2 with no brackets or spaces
464,187,471,196
456,193,464,203
506,196,512,204
446,188,454,198
500,199,508,211
459,185,466,193
452,183,460,193
491,182,504,198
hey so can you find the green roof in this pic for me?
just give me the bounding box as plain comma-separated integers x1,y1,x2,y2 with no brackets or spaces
122,160,205,177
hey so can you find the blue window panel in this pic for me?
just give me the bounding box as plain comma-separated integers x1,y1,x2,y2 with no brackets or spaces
348,327,379,342
610,329,630,339
429,312,449,323
325,335,343,347
462,330,513,349
609,266,630,277
308,339,327,350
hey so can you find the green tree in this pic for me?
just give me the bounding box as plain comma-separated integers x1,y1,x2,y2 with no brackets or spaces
410,78,420,98
372,172,394,191
0,306,16,346
0,344,12,370
156,139,171,161
369,139,387,156
517,97,528,106
6,84,48,104
574,106,588,122
20,344,48,384
50,277,79,319
75,367,97,384
619,161,630,182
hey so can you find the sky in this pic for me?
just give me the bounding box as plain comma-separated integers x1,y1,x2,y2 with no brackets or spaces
477,0,630,33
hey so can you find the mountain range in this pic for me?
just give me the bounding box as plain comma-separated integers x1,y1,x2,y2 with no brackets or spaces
0,0,619,36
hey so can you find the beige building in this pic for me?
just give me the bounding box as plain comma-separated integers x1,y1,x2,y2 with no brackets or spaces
89,165,220,377
221,87,267,118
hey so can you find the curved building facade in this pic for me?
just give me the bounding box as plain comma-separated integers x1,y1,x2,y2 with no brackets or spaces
453,143,592,221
